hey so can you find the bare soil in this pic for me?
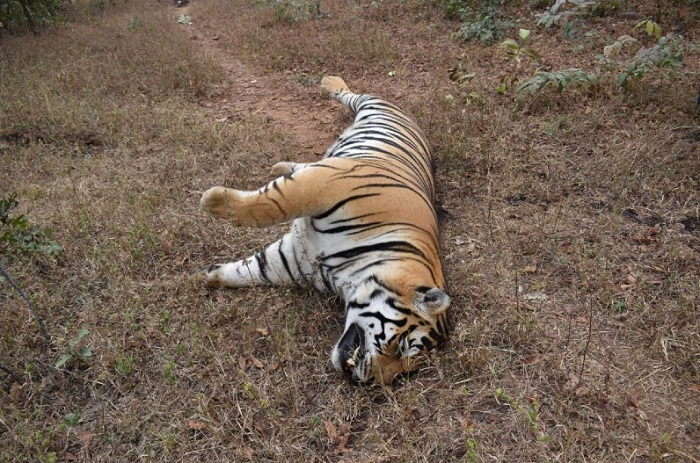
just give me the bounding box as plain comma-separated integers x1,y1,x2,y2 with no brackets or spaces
182,11,339,157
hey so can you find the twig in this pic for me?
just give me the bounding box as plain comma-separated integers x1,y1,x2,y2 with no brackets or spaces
564,306,574,351
0,362,22,384
671,449,700,463
0,415,9,433
0,261,51,343
578,296,594,383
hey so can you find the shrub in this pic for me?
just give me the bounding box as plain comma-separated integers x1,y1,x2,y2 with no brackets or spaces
0,192,62,258
615,36,685,89
516,67,598,95
455,3,516,43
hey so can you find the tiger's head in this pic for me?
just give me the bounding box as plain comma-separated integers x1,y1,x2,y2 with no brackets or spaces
331,280,450,384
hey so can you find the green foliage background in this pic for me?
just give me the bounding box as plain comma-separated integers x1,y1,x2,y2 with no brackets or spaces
0,0,65,33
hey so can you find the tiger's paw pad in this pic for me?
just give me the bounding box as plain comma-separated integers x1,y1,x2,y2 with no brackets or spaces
321,76,350,97
190,264,223,287
189,267,208,284
200,186,240,223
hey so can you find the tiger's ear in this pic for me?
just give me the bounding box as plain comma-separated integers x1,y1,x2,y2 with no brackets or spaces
416,287,450,317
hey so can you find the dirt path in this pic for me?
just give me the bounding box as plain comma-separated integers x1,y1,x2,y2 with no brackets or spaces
179,5,339,160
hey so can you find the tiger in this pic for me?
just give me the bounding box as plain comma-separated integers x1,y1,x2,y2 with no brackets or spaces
198,76,450,384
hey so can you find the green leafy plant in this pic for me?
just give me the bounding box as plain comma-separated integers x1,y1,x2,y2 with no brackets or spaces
444,0,472,20
601,34,638,58
26,429,58,463
176,14,192,25
596,20,687,90
55,329,93,369
0,0,65,34
517,20,688,100
499,28,543,64
495,388,549,440
455,3,516,43
536,0,595,29
255,0,322,23
63,412,82,427
497,29,543,93
163,358,177,384
448,63,476,88
516,67,598,95
589,0,620,17
115,354,136,376
634,19,662,40
0,192,62,258
464,437,478,463
615,36,685,88
242,381,256,400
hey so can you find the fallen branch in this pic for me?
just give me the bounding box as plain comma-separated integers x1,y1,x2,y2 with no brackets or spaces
579,296,594,383
0,362,22,384
0,261,51,343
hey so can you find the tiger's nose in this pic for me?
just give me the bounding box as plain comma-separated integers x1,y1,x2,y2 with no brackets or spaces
336,323,365,375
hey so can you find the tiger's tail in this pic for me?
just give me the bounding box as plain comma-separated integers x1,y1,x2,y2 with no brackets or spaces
320,76,351,99
321,76,368,114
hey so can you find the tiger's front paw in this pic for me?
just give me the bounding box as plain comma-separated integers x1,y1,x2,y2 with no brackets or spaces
201,186,241,224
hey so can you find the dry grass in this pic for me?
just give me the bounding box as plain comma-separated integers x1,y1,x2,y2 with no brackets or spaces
1,0,699,462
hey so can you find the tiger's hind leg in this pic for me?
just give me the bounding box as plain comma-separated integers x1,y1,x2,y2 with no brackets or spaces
199,157,365,288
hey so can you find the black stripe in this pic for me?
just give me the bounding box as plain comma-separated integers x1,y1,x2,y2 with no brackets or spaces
347,301,370,310
291,242,304,281
420,336,435,350
330,212,378,225
313,193,381,220
386,297,415,316
322,240,427,261
359,310,408,327
271,179,286,199
277,237,294,282
312,220,383,234
267,196,286,217
331,145,433,196
254,251,270,283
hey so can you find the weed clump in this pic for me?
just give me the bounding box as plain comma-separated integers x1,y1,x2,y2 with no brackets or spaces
449,0,517,43
0,192,62,259
255,0,322,23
